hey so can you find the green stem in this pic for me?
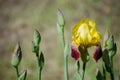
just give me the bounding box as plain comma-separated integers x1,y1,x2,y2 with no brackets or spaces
81,62,86,80
64,54,69,80
102,62,106,80
15,66,19,80
109,57,114,80
36,52,41,80
110,71,114,80
75,61,80,80
61,27,69,80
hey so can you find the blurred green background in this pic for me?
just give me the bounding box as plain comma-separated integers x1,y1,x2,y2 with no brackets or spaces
0,0,120,80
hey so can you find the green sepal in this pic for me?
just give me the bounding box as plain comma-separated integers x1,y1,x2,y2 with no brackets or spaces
18,70,27,80
96,69,104,80
39,52,44,70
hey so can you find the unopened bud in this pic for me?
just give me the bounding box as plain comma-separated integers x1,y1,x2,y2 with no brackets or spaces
93,46,102,62
71,45,80,61
57,9,65,27
18,69,27,80
106,35,114,50
103,29,110,47
33,29,41,46
11,44,22,67
106,35,117,58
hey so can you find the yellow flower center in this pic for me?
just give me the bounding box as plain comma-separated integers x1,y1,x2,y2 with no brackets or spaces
72,18,101,47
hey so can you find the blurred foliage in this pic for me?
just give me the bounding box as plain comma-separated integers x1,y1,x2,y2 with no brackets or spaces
0,0,120,80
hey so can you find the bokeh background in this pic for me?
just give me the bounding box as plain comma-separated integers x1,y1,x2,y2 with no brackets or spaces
0,0,120,80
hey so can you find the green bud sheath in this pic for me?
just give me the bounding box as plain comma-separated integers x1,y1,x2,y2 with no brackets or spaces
109,43,117,58
18,70,27,80
96,69,104,80
106,35,117,58
11,44,22,67
39,52,44,70
33,29,41,46
106,35,114,50
32,41,39,53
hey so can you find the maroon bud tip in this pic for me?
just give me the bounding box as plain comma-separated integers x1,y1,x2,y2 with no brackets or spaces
71,45,80,61
93,45,102,62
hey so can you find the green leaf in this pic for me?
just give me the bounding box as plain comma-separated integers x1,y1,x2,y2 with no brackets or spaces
102,49,111,72
18,70,27,80
39,52,44,70
75,61,80,71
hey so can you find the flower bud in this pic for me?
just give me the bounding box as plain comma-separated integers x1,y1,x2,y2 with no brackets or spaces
109,43,117,58
33,29,41,46
93,45,102,62
103,29,110,47
11,44,22,67
18,69,27,80
106,35,114,50
106,35,117,58
71,45,80,61
57,9,65,27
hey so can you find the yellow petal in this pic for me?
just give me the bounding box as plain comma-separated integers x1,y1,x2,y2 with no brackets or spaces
72,18,101,47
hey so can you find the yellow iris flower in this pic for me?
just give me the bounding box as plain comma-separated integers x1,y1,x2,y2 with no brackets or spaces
72,18,101,47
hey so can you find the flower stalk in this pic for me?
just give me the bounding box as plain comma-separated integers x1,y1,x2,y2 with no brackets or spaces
81,62,86,80
57,9,69,80
109,57,114,80
32,30,44,80
36,52,41,80
72,18,102,80
15,66,19,80
11,44,22,80
75,61,80,80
